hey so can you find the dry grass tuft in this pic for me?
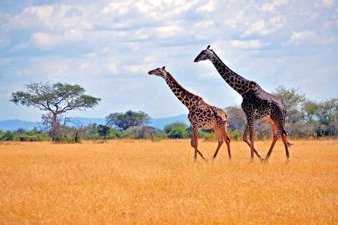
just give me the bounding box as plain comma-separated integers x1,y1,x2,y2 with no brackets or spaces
0,139,337,224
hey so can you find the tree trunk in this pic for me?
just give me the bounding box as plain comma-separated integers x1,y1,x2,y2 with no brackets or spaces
50,113,61,141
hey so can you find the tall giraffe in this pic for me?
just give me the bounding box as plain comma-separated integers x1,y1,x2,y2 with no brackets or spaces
148,66,231,161
194,45,290,162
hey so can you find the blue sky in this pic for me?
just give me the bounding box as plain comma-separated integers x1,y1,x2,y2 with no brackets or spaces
0,0,337,121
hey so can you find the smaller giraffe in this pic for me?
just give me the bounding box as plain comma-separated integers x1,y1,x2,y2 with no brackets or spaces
148,66,231,161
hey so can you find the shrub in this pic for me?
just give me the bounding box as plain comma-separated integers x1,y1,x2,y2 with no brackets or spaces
0,131,15,141
109,128,123,139
202,132,217,142
164,122,189,139
229,130,242,141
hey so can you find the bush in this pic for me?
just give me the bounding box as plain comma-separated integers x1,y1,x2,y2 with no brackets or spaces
123,126,161,139
109,128,123,139
152,132,167,141
19,135,39,142
202,132,217,142
164,122,189,139
0,131,15,141
228,130,242,141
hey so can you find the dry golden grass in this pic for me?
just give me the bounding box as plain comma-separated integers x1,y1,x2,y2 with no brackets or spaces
0,139,337,225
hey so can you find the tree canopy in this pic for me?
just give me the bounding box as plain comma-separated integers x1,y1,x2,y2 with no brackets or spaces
273,86,306,123
11,82,100,114
106,110,151,130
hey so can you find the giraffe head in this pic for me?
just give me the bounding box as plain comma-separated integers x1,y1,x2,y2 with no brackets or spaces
148,66,168,78
194,45,214,62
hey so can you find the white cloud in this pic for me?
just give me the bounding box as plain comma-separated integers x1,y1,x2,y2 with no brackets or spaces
287,30,315,45
197,0,216,12
25,55,119,82
11,4,93,32
261,0,288,12
193,20,215,30
133,0,196,20
242,15,286,37
125,64,150,75
157,24,184,39
102,2,131,16
31,32,63,49
243,20,269,36
322,0,334,8
228,40,270,49
64,29,84,41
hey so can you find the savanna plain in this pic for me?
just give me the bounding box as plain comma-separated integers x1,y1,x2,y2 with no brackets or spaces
0,139,337,225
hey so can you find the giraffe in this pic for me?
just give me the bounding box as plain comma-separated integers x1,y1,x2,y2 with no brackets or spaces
194,45,290,162
148,66,231,161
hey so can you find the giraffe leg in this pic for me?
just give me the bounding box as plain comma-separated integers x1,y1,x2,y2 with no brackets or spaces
243,124,262,160
212,127,224,159
264,121,279,162
217,125,231,159
264,136,278,162
196,149,208,161
281,132,290,163
249,122,255,162
223,129,231,160
191,126,208,162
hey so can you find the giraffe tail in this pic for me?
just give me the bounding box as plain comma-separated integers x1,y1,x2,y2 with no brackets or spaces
282,128,293,147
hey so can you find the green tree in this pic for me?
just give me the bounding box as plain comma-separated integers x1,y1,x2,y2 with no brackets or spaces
164,122,189,139
97,124,110,139
273,86,306,123
11,82,100,141
316,98,338,125
302,100,320,122
315,98,338,136
106,110,150,130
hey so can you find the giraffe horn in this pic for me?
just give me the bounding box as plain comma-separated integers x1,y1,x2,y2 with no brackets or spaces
207,45,210,49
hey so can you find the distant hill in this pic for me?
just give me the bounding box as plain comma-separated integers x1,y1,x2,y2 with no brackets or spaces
0,115,189,131
0,119,41,131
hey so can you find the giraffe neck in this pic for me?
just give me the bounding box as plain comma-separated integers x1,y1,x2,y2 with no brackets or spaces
164,72,201,111
210,52,253,96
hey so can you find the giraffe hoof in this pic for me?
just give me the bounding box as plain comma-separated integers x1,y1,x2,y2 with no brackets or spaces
261,158,269,163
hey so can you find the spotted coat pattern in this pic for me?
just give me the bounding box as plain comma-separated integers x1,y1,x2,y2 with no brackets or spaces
194,46,290,162
148,67,231,161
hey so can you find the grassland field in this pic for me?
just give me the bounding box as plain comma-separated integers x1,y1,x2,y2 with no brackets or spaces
0,139,337,225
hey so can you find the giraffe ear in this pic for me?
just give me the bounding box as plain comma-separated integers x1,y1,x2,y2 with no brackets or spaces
207,45,210,49
162,66,165,70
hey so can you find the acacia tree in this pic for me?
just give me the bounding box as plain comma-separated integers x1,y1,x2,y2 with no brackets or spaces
11,82,101,141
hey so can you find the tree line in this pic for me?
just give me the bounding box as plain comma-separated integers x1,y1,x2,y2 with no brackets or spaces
1,82,337,142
